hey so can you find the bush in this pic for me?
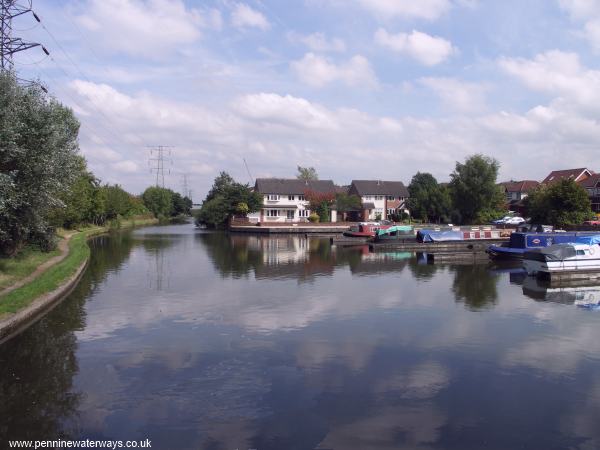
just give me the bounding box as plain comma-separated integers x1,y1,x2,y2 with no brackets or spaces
308,213,320,223
0,72,80,256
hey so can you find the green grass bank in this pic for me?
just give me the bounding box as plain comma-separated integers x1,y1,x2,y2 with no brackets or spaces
0,216,158,320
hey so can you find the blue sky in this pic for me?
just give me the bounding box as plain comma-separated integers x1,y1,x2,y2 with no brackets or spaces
12,0,600,198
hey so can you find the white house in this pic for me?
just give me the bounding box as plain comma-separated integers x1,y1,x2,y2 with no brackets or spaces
250,178,338,223
348,180,409,221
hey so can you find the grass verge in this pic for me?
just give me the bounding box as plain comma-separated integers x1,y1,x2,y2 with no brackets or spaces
0,233,89,317
0,216,159,318
0,245,62,290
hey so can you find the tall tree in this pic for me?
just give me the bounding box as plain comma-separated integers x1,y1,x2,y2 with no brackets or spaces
142,186,173,218
525,179,593,227
0,72,81,255
195,173,262,228
449,154,504,224
296,166,319,181
407,172,451,223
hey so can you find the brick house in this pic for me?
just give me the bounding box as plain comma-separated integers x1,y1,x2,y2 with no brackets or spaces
348,180,409,221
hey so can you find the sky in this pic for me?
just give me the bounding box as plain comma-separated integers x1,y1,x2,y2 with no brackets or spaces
11,0,600,199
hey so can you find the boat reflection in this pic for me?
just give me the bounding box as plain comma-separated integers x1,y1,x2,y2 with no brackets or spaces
522,277,600,309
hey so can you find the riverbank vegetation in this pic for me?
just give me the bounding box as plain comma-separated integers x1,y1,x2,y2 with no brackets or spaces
0,72,190,261
407,155,505,224
525,179,593,227
195,172,262,228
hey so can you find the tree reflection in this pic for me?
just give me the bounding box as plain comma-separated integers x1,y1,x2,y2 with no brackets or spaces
197,232,264,278
0,230,139,441
0,291,84,440
451,264,499,310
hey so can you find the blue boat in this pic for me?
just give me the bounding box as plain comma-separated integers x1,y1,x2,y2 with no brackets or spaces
487,232,598,260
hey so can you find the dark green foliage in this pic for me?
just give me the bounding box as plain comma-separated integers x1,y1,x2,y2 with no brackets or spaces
0,72,80,255
142,186,173,218
407,172,452,223
172,192,192,216
195,172,262,228
449,154,505,224
525,179,593,227
335,192,361,213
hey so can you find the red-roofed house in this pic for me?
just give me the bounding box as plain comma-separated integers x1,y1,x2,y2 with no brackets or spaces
498,180,540,214
579,173,600,213
542,168,594,184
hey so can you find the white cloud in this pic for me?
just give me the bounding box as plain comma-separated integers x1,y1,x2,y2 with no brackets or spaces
230,3,270,30
374,29,456,66
112,160,139,173
419,77,488,113
498,50,600,113
75,0,204,59
559,0,600,51
290,53,378,87
287,31,346,52
559,0,600,20
355,0,451,20
233,93,338,130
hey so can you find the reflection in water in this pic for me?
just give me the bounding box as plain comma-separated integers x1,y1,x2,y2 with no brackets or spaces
522,277,600,309
1,224,600,449
451,265,499,310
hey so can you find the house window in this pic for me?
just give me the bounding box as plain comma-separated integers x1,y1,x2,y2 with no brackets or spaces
267,209,279,217
298,195,305,201
375,195,383,201
288,195,295,201
387,196,395,201
387,208,395,216
286,210,294,219
299,210,309,217
267,194,280,201
364,195,373,200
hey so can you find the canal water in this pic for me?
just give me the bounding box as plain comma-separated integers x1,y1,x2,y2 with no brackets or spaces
1,223,600,450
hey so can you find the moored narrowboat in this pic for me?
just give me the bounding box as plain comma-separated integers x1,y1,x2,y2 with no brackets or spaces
344,221,393,238
373,225,414,242
488,232,599,260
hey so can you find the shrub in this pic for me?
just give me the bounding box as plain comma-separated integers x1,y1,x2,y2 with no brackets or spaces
308,213,320,223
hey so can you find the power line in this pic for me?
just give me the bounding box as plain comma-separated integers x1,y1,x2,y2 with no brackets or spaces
148,146,173,188
181,173,192,199
1,0,49,82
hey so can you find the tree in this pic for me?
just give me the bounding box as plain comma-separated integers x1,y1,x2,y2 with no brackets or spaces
195,173,262,228
335,192,361,215
142,186,173,218
305,190,335,222
50,156,99,228
525,179,593,227
296,166,318,181
172,192,192,216
0,72,81,255
407,172,452,223
206,171,235,201
449,154,505,224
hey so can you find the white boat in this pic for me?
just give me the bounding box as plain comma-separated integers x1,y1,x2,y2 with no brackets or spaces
523,236,600,277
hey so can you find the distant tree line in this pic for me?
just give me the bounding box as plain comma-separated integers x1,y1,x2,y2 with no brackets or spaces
0,73,191,257
407,154,593,226
407,154,506,224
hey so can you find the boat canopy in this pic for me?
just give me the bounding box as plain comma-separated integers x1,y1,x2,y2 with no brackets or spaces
377,225,413,236
539,244,577,261
573,235,600,246
417,230,463,243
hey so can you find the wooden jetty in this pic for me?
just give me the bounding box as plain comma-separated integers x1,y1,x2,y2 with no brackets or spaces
369,238,508,253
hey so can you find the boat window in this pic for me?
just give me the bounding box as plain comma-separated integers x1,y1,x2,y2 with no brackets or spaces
576,250,585,255
390,231,397,236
